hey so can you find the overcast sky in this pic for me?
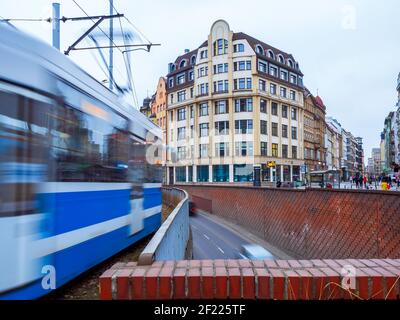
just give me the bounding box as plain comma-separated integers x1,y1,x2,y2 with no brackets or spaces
1,0,400,161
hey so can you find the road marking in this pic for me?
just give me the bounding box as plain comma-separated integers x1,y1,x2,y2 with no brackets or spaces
203,234,210,240
192,225,197,230
217,246,225,254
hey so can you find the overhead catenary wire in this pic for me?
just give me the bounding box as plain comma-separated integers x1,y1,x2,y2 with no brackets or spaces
108,0,140,108
71,0,127,90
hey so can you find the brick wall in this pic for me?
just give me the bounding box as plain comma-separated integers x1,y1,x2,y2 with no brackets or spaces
177,185,400,259
99,259,400,300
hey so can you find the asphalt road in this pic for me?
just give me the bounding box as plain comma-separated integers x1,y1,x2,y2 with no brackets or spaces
190,212,274,259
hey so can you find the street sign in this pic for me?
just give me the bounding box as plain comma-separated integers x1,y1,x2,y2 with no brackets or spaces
267,161,276,168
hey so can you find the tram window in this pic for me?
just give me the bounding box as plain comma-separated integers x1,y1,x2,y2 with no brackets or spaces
0,85,51,216
50,103,129,182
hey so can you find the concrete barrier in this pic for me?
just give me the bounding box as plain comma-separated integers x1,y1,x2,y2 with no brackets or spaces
137,187,190,265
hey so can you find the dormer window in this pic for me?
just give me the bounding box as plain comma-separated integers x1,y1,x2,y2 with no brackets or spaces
179,59,187,68
267,50,275,59
287,59,294,68
200,49,208,59
278,54,284,64
255,45,264,55
213,39,228,56
190,55,196,65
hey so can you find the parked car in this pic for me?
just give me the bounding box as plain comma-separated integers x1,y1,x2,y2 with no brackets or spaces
237,244,274,260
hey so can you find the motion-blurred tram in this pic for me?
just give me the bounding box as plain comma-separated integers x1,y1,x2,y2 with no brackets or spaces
0,23,163,299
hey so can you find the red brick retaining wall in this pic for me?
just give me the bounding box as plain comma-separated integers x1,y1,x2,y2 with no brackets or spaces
99,259,400,300
177,185,400,259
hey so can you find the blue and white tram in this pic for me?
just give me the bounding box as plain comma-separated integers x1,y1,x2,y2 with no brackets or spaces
0,23,163,299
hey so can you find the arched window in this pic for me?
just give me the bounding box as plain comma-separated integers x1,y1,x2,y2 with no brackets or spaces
179,59,187,68
255,45,264,55
267,49,275,59
171,64,176,72
190,55,196,65
278,54,284,64
295,62,299,70
213,39,228,55
287,59,293,68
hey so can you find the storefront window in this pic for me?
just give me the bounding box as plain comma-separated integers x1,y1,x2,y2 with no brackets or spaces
176,167,186,182
234,164,253,182
213,165,229,182
197,165,209,182
283,165,290,182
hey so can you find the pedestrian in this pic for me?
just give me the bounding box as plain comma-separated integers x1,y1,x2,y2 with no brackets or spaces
363,175,367,189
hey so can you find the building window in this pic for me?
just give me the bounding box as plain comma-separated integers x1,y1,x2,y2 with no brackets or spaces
272,122,278,136
198,83,208,95
269,65,278,77
177,73,185,85
214,39,228,56
258,60,268,73
177,107,186,121
215,121,229,135
280,87,287,98
235,119,253,134
282,144,288,158
282,105,288,118
215,100,228,114
175,166,186,182
268,50,275,59
235,98,253,112
234,164,253,182
213,80,229,93
272,143,278,157
290,90,296,101
215,143,229,157
260,99,267,113
278,55,284,64
291,107,297,120
290,74,297,84
197,165,209,182
190,87,194,98
233,43,244,53
199,144,209,158
190,55,196,65
234,78,252,90
190,125,194,138
168,77,174,88
270,83,277,95
199,103,208,116
177,90,186,102
177,127,186,140
271,102,278,116
214,63,228,74
280,69,288,81
177,147,186,160
260,120,267,135
198,66,208,78
170,94,174,104
188,70,194,81
259,79,266,91
261,142,268,156
291,126,297,140
190,105,194,118
199,123,209,137
234,61,251,71
292,146,297,159
282,124,288,138
235,141,253,156
200,50,208,59
213,165,229,182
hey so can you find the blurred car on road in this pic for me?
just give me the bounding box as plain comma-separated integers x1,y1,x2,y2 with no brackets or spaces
237,244,274,260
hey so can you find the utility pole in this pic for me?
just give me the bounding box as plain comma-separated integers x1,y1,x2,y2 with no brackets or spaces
109,0,113,90
52,2,60,50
